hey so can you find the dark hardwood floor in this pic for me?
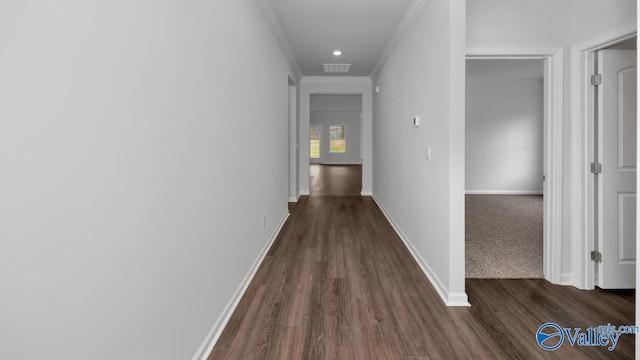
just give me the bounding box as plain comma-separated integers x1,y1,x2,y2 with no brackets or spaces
310,164,362,195
210,194,634,359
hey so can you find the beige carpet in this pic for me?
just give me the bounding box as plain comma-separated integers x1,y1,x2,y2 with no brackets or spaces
466,194,543,278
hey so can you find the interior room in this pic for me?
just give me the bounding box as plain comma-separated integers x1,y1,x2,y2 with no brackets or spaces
465,59,545,279
309,94,363,195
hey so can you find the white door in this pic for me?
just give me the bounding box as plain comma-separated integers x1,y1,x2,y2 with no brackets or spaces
598,49,637,289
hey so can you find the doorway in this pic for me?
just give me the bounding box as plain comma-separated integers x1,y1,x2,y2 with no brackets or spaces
465,58,545,278
308,94,363,196
589,37,637,289
573,29,637,290
465,48,563,283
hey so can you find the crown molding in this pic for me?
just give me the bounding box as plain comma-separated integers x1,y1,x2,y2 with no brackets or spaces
254,0,303,81
369,0,428,78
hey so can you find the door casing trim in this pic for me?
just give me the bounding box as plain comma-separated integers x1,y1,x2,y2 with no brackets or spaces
570,23,637,290
466,47,564,284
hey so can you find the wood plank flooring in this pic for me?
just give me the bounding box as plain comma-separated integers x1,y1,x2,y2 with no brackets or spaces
310,164,362,195
210,195,635,359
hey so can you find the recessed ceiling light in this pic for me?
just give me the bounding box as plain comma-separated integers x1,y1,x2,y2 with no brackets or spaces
333,50,342,56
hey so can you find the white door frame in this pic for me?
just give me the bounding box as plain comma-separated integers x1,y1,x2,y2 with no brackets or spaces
466,48,564,284
298,77,373,196
570,24,637,290
288,79,298,202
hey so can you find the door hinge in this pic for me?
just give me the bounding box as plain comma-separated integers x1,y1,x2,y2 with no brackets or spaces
590,162,602,174
591,74,602,86
542,175,547,182
591,251,602,263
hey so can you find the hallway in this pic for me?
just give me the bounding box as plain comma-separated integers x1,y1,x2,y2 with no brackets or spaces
210,193,635,359
1,1,636,359
310,164,362,196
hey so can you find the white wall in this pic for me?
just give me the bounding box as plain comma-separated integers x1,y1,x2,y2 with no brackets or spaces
299,77,373,195
466,0,636,286
569,0,637,45
467,0,636,48
466,59,544,194
467,0,569,49
310,94,363,112
310,94,362,164
310,112,362,164
0,1,295,359
372,0,467,305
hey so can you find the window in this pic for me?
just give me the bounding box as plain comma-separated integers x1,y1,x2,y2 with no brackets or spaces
329,125,346,153
309,127,320,159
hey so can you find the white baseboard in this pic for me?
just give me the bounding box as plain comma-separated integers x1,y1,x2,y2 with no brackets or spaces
360,190,372,196
447,293,471,306
371,194,470,307
299,190,310,196
560,273,573,286
192,211,290,360
465,190,543,195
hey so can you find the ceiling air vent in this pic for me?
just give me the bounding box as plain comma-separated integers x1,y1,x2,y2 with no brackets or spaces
323,63,352,73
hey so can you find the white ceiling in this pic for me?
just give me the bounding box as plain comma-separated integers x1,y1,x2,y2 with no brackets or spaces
268,0,415,76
